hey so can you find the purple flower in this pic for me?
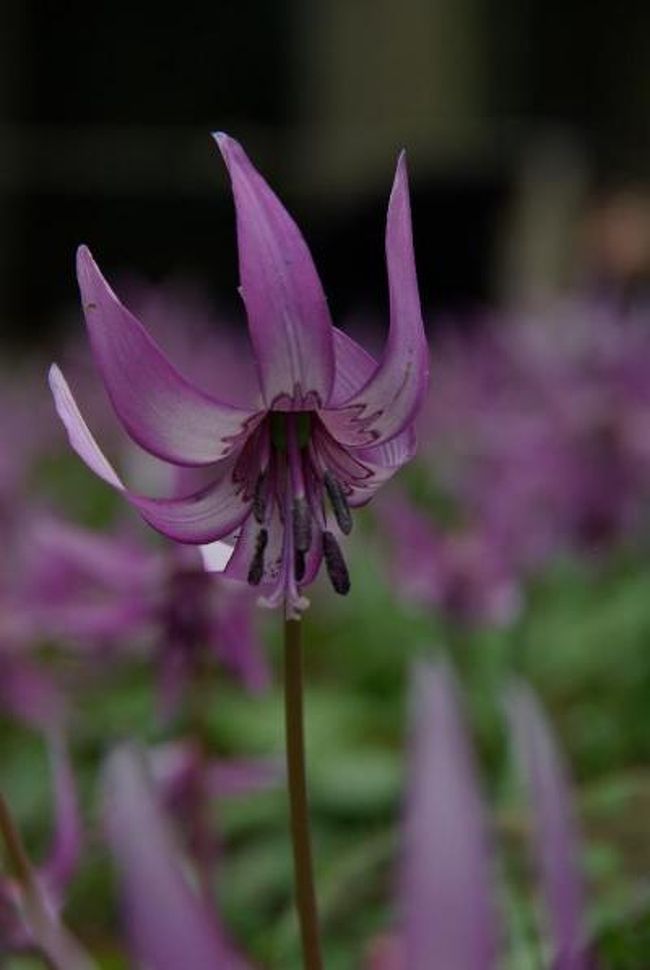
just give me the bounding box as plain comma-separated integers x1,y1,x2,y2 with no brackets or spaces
418,302,650,574
506,680,590,970
380,493,522,628
367,663,590,969
20,516,270,716
150,740,282,891
103,745,253,970
49,134,428,617
399,660,499,970
101,665,591,969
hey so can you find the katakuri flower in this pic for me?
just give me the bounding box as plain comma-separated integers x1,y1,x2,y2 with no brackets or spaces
49,133,428,617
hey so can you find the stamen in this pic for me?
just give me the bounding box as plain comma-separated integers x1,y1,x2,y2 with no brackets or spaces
253,471,268,524
292,496,313,553
324,471,353,535
247,528,268,586
322,531,350,595
294,549,306,583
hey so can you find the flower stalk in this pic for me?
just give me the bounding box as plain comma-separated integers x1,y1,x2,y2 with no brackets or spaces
0,792,97,970
0,792,32,885
284,619,323,969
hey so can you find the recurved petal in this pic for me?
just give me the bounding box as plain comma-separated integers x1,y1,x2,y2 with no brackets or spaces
321,154,429,447
76,245,257,464
347,426,417,507
103,746,250,970
49,366,250,543
506,681,588,970
329,327,378,407
214,133,335,409
403,660,498,970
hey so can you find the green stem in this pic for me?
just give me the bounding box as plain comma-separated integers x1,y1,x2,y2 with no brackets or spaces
284,619,323,969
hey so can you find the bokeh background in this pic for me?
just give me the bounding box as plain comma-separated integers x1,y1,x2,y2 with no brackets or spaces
2,2,650,967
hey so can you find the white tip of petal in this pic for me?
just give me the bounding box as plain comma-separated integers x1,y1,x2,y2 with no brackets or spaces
48,363,124,491
199,539,235,572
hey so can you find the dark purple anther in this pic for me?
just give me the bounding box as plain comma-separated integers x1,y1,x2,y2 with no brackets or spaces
323,471,353,535
247,528,269,586
322,530,350,595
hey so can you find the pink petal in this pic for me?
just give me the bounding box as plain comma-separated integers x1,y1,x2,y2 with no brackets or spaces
214,133,335,409
103,746,251,970
49,366,250,543
402,660,498,970
329,327,378,407
506,681,588,970
321,154,429,447
347,426,417,507
76,245,257,464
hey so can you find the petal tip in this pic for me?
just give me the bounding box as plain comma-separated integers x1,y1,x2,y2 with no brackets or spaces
391,151,410,199
212,130,240,164
75,244,94,278
75,245,104,302
47,360,67,405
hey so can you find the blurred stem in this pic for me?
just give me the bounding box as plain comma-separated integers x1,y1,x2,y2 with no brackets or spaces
186,652,216,904
0,792,32,884
0,792,97,970
284,618,323,970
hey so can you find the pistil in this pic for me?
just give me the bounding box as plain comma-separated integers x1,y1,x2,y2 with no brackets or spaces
287,415,313,571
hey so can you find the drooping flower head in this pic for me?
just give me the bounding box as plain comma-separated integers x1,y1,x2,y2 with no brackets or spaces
49,134,429,617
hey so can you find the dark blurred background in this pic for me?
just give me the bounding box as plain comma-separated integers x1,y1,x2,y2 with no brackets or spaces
2,0,650,345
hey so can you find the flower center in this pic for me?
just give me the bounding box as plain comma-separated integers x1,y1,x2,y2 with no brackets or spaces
244,412,353,599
